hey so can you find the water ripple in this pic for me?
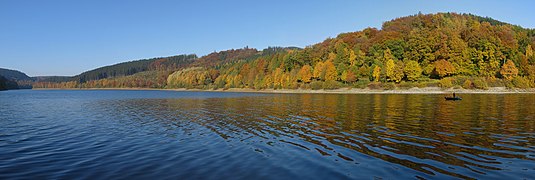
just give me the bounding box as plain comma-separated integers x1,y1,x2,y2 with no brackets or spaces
1,90,534,179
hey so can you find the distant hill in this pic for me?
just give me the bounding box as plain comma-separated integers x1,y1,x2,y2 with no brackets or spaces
32,54,199,88
0,75,19,90
73,54,197,82
0,68,32,81
34,76,74,83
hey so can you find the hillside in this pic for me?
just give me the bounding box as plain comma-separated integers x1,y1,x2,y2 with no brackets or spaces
33,54,198,88
0,75,19,90
51,48,271,89
74,54,197,82
0,68,32,81
35,13,535,90
166,12,535,90
34,76,72,83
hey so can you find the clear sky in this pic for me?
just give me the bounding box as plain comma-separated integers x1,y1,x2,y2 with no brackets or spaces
1,0,534,76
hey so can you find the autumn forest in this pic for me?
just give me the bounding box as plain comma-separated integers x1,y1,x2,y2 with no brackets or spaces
29,13,535,90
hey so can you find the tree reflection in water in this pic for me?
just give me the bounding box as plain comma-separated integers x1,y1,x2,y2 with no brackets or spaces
102,94,535,179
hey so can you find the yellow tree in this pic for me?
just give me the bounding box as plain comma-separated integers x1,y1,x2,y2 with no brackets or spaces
385,59,396,82
349,49,357,66
391,61,404,83
324,61,337,81
404,60,422,81
383,48,394,63
372,66,381,82
298,65,313,83
272,68,283,88
341,71,348,82
527,44,533,58
384,48,403,82
313,62,324,80
500,60,518,80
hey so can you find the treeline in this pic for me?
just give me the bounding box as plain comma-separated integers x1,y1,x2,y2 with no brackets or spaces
33,71,172,89
35,48,291,89
0,68,33,89
33,54,198,88
0,68,32,81
0,75,19,90
167,13,535,90
36,13,535,90
74,54,197,82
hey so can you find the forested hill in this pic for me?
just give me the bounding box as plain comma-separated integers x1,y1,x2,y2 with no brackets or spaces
35,13,535,89
74,54,198,82
166,12,535,89
0,75,19,90
0,68,32,81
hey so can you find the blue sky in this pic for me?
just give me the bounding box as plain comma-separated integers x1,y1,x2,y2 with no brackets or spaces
1,0,534,76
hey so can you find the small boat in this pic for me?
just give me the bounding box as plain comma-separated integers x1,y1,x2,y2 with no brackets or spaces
445,96,462,101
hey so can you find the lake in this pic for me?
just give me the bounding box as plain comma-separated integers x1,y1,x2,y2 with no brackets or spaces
0,90,534,179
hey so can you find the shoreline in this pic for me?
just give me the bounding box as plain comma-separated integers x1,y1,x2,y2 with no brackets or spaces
30,87,535,94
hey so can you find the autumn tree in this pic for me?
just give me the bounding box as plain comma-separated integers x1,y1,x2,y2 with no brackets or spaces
313,62,324,80
391,61,405,83
372,66,381,82
527,44,534,64
433,60,456,78
298,65,313,83
385,58,396,82
526,44,533,58
358,65,369,79
404,60,422,81
341,70,356,83
349,49,357,66
323,61,338,81
500,60,518,80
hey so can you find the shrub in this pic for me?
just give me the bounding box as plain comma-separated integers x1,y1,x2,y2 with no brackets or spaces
323,80,342,90
486,78,505,87
422,80,440,87
353,79,370,89
439,77,454,88
512,76,531,88
398,81,417,89
367,82,383,89
383,83,397,90
416,82,428,88
473,78,489,90
310,81,323,90
462,79,473,89
300,83,311,89
505,81,515,89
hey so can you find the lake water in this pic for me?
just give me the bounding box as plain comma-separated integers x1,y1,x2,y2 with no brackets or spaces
1,90,534,179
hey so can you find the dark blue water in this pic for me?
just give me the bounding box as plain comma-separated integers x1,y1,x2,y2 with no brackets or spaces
1,90,534,179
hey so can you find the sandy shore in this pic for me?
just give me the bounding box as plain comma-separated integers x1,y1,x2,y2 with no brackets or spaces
33,87,535,94
193,87,535,94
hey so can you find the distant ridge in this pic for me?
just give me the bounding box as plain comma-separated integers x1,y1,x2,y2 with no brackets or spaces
0,68,32,81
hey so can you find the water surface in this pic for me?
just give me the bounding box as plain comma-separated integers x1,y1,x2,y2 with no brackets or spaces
1,90,534,179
